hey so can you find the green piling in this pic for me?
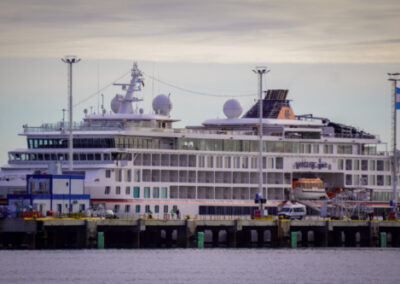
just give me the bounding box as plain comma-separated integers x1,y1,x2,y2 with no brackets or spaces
291,232,297,248
380,232,387,248
97,232,105,249
197,232,204,249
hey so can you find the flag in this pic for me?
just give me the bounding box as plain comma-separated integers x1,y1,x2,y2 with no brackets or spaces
397,87,400,110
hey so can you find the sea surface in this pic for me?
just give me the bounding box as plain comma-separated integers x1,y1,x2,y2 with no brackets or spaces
0,248,399,284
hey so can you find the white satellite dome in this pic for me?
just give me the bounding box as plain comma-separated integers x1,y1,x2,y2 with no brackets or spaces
152,94,172,115
223,99,242,118
111,95,123,113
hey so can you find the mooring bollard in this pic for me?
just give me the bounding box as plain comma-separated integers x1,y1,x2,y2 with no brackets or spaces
380,232,387,248
291,232,297,248
197,232,204,249
97,232,105,249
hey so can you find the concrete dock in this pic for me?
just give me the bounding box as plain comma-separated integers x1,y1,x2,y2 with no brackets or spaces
0,218,399,249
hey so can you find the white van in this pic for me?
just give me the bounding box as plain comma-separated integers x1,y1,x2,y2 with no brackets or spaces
278,204,306,219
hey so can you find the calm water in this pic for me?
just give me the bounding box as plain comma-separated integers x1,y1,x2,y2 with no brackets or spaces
0,248,399,284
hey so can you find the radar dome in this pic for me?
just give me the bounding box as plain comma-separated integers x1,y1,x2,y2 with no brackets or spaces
152,94,172,115
223,99,242,118
111,95,123,113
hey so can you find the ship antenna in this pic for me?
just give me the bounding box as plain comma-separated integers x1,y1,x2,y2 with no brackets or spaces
62,55,81,171
101,93,105,116
253,66,270,216
62,108,66,128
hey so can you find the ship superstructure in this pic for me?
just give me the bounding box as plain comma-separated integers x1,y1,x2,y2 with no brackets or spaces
0,63,397,218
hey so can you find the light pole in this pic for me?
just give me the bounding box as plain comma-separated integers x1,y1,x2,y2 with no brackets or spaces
388,72,400,216
62,56,81,171
253,66,270,215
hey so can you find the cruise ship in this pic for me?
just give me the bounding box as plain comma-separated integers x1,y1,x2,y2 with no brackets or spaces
0,63,397,218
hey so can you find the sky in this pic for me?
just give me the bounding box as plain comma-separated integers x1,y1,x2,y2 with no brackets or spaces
0,0,399,165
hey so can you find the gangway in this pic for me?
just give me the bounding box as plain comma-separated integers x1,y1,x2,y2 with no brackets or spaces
291,188,372,218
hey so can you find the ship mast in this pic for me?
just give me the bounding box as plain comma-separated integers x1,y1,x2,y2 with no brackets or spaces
114,62,144,114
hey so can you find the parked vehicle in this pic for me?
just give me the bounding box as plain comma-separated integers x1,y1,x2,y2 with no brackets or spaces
278,203,306,219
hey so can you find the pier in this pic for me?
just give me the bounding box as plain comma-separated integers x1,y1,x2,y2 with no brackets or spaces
0,218,399,249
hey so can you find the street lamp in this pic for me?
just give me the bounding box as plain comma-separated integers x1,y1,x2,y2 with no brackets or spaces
62,56,81,171
253,66,270,215
388,72,400,216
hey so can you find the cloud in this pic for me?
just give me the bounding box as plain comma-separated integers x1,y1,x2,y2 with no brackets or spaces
0,0,399,63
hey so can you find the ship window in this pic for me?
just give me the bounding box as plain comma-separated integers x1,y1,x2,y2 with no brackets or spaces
313,144,319,154
80,154,86,161
242,157,248,168
125,205,130,213
125,186,130,195
163,205,168,213
126,169,132,182
155,205,159,213
369,175,375,185
114,205,120,213
216,156,223,168
103,153,111,160
135,205,140,213
44,154,50,160
323,144,333,154
73,153,79,160
275,157,283,169
267,158,274,169
369,160,375,171
224,156,231,168
345,174,352,185
338,159,344,170
354,175,360,185
234,157,240,168
251,157,257,169
361,160,368,171
161,187,168,199
377,160,384,171
95,153,101,160
354,160,360,170
145,205,150,213
105,186,111,195
337,144,352,155
133,187,140,198
206,156,214,168
345,160,352,170
115,169,122,182
153,187,159,198
384,161,390,171
361,175,368,186
144,187,150,198
105,170,111,178
87,153,94,160
377,175,384,186
116,186,121,195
